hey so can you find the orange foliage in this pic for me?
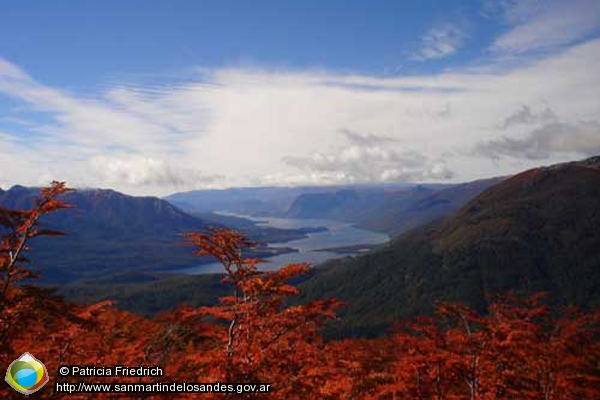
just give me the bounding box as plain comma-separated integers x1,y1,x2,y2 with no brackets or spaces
1,183,598,399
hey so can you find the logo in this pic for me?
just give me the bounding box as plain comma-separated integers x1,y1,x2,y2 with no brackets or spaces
5,353,49,395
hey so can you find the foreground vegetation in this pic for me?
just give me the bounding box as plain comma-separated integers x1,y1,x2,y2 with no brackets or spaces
1,183,599,399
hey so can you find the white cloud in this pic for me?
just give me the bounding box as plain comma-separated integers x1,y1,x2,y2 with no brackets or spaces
91,155,221,188
282,130,453,184
414,23,465,60
491,0,600,55
476,120,600,160
0,36,600,195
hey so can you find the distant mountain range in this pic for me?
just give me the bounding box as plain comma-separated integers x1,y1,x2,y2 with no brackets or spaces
164,186,332,216
5,156,598,329
164,183,417,217
285,178,504,236
14,177,504,312
298,156,600,336
166,179,506,238
0,187,318,284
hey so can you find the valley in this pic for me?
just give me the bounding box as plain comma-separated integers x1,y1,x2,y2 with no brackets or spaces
2,157,599,332
177,213,389,274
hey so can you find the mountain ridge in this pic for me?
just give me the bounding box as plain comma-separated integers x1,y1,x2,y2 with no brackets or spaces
0,186,212,283
285,178,504,236
298,155,600,336
0,186,314,284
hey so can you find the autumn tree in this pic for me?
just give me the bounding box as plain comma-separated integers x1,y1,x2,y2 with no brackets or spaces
372,295,600,400
0,182,74,366
182,228,342,398
0,183,158,399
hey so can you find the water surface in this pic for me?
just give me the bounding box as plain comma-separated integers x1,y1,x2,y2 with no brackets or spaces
178,214,389,274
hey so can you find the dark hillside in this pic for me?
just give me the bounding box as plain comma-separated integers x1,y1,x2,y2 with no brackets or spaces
0,187,212,283
299,156,600,336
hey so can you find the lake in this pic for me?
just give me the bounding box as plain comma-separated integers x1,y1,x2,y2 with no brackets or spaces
178,214,389,274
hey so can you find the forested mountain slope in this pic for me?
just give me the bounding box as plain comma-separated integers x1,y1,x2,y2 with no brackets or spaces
0,186,212,283
299,156,600,336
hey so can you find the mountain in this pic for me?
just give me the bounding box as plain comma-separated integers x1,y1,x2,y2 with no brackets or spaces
166,182,498,239
298,156,600,336
285,188,391,219
0,187,316,285
2,186,210,236
285,178,503,236
164,186,329,216
0,186,213,283
164,183,417,217
168,178,502,240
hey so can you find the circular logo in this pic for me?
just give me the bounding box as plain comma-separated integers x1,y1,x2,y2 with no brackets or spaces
5,353,49,395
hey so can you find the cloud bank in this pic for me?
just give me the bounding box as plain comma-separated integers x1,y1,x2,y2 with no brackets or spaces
1,35,600,195
283,130,452,184
476,120,600,160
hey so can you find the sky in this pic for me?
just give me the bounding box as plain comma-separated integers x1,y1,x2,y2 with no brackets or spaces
1,0,600,196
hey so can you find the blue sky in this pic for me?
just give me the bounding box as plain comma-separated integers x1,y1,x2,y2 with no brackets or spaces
1,1,494,82
1,0,600,195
